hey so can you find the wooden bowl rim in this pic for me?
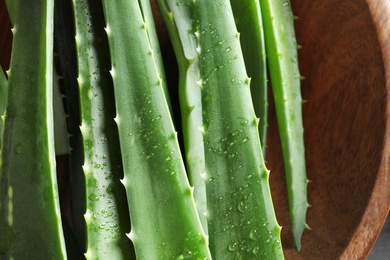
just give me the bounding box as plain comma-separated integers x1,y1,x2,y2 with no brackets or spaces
342,0,390,258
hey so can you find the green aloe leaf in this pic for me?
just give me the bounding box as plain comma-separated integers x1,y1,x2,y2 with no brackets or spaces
72,0,136,258
230,0,269,155
101,0,211,258
154,0,208,234
260,0,309,250
0,69,7,153
0,0,67,258
53,70,70,156
193,1,284,258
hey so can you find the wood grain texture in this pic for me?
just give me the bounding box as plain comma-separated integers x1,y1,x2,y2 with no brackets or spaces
344,0,390,258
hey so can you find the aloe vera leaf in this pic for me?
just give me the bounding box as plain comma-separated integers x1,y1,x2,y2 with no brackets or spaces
3,0,12,155
229,0,268,155
259,0,308,250
0,0,67,258
0,69,7,100
72,0,136,258
54,0,86,250
61,214,86,259
0,69,7,151
4,0,15,25
191,1,284,259
53,70,70,156
139,0,173,115
154,0,208,234
101,0,211,259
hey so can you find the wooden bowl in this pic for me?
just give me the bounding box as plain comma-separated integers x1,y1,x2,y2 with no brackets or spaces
154,0,390,259
266,0,390,259
2,0,390,259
